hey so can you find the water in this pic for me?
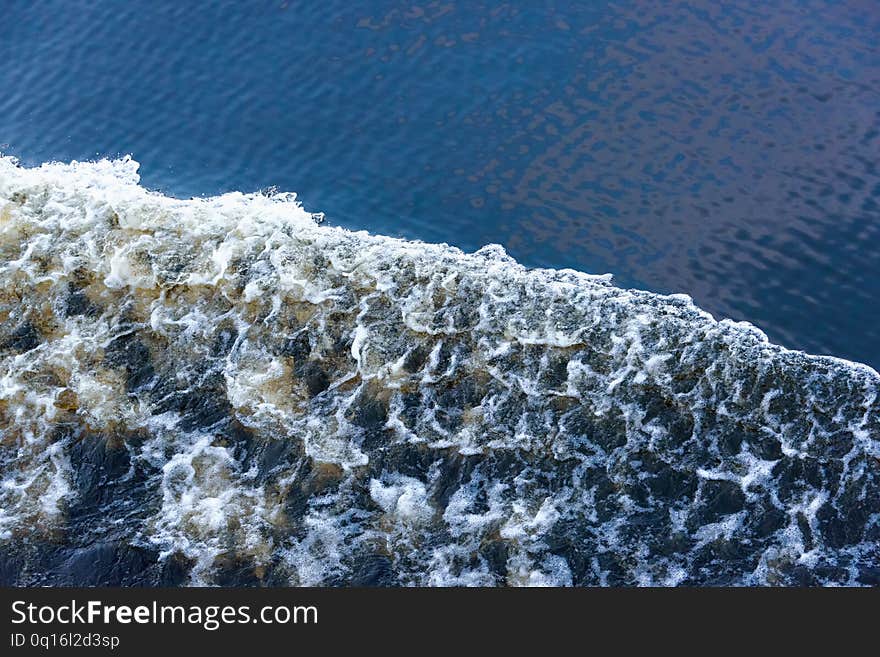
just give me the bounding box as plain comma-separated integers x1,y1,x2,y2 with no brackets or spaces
1,157,877,586
2,0,879,368
1,1,879,587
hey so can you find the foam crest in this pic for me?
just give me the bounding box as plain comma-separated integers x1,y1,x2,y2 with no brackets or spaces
0,156,878,586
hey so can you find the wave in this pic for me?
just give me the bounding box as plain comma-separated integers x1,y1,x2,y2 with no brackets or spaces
0,155,877,586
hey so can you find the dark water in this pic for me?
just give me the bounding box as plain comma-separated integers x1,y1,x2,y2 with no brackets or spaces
2,0,879,367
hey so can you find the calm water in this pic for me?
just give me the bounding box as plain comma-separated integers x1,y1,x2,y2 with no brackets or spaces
2,0,879,367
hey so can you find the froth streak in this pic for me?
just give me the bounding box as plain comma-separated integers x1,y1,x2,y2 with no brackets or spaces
0,155,878,586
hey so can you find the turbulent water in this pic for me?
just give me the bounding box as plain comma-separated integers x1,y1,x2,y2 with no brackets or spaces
0,156,878,586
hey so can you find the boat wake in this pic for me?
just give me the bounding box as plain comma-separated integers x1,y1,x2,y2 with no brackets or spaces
0,156,877,586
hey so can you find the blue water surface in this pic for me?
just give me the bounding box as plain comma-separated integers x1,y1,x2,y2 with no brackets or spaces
2,0,878,367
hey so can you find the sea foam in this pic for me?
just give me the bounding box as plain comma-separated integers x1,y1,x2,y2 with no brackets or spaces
0,155,877,586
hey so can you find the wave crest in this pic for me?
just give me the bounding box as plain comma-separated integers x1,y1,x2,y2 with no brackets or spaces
0,156,878,586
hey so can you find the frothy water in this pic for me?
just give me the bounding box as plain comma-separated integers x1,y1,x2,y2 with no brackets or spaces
1,156,878,586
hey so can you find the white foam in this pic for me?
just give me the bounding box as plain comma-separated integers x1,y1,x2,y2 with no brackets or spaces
1,154,878,587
